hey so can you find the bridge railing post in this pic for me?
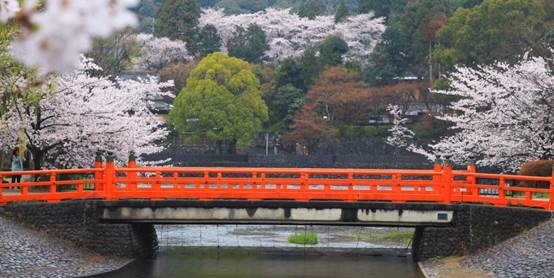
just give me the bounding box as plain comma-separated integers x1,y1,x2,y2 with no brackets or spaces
467,164,477,201
127,151,137,193
442,161,453,204
548,165,554,210
104,152,116,201
94,152,103,192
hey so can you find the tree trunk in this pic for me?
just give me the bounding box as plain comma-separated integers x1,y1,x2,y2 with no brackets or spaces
227,138,237,154
215,140,223,155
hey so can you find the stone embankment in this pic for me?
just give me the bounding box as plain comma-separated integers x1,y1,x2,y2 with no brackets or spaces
0,216,129,278
420,218,554,278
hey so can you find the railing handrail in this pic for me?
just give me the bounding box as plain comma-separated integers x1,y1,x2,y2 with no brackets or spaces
0,162,552,211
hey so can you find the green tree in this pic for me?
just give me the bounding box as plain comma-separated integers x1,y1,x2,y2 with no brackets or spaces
319,35,348,67
299,48,322,89
364,0,458,85
155,0,200,43
434,0,548,68
358,0,407,19
86,29,142,76
334,0,349,23
265,84,304,126
275,58,304,90
191,24,222,58
0,24,42,117
169,53,268,153
227,24,269,64
297,0,323,19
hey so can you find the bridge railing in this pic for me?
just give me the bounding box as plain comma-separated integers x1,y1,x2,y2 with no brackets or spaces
0,160,553,210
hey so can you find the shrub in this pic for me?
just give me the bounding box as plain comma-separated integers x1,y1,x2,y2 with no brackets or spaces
518,160,553,188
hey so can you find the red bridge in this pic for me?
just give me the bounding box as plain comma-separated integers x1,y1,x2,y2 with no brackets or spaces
1,159,553,210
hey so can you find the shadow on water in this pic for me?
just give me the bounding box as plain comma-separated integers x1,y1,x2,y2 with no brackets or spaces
92,247,421,278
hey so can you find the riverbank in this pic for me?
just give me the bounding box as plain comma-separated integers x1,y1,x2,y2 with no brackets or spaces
419,218,554,278
0,215,130,278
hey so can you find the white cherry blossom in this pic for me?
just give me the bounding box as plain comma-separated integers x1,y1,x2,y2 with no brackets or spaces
8,0,138,73
133,33,192,71
199,8,385,63
427,56,554,171
0,0,19,22
0,56,173,168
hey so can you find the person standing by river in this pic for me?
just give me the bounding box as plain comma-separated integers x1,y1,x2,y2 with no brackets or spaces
11,147,24,185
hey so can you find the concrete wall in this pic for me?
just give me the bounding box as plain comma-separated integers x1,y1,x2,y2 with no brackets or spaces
412,204,553,261
4,201,158,258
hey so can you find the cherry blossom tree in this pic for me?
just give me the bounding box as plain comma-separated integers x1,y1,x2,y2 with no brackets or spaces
0,57,173,168
199,8,385,63
133,33,192,71
386,104,414,149
3,0,139,73
427,56,554,171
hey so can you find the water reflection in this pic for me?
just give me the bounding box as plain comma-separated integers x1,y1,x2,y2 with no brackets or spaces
95,247,420,278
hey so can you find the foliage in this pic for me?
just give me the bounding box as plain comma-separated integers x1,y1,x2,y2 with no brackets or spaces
87,29,142,76
276,58,304,89
426,56,554,171
339,125,390,139
358,0,407,19
155,0,200,43
0,23,42,117
434,0,551,69
191,24,222,58
169,53,268,153
200,8,385,63
132,0,162,33
159,62,197,94
287,232,318,245
266,84,304,125
0,57,172,169
319,35,348,67
227,24,269,64
517,160,554,188
334,0,349,23
363,0,485,86
296,0,323,19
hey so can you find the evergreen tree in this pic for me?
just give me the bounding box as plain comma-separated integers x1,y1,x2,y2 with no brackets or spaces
319,35,348,67
191,24,222,58
227,24,268,64
154,0,200,43
275,58,304,90
297,0,323,20
299,48,322,89
334,1,349,23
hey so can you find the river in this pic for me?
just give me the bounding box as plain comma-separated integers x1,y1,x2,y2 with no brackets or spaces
94,225,422,278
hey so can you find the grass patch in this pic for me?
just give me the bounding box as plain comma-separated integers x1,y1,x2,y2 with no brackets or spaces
288,232,318,245
354,230,414,245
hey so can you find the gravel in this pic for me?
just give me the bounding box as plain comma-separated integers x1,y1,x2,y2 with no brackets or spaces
461,218,554,278
420,217,554,278
0,216,130,278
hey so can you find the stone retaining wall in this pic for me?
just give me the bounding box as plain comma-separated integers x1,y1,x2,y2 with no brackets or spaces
412,204,553,261
4,201,157,258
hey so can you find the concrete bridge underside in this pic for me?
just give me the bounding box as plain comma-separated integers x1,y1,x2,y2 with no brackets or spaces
100,200,454,226
4,200,553,261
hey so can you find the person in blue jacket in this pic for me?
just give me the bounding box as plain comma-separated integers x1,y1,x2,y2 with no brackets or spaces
11,147,24,183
